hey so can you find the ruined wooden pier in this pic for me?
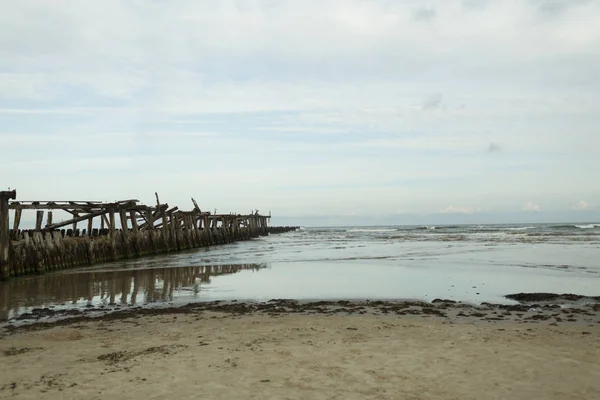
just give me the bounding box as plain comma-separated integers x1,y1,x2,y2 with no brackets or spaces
0,190,274,280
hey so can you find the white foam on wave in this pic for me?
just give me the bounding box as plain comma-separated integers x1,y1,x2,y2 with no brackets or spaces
346,228,397,233
509,226,536,231
575,224,600,229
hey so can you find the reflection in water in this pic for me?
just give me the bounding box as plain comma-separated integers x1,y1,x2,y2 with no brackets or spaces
0,264,265,321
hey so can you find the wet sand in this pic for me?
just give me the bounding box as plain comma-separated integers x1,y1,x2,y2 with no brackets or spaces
1,299,599,400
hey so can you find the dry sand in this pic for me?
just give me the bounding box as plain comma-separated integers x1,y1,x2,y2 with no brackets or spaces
0,301,599,400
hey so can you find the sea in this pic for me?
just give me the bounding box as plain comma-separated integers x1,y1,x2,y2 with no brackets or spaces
1,223,599,321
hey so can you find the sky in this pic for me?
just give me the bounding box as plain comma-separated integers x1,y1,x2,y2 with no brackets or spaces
1,0,599,226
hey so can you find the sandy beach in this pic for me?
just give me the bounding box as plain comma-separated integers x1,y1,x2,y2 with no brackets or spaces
1,299,599,400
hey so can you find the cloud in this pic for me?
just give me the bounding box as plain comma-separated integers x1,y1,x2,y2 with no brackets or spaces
1,1,600,221
422,93,443,110
439,206,478,214
532,0,592,16
0,73,52,100
462,0,490,10
413,6,437,21
487,142,501,153
572,200,594,210
522,202,541,212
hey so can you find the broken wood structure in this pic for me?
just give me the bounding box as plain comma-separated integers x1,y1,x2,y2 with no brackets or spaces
0,190,273,280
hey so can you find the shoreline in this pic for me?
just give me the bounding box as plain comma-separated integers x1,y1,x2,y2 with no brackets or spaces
0,295,598,399
3,293,599,334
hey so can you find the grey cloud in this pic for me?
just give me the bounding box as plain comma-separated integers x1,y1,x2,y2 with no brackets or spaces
422,93,442,110
487,143,501,153
531,0,592,15
413,6,436,21
462,0,490,10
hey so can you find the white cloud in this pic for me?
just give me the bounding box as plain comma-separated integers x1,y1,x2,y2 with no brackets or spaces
0,73,52,100
522,202,541,212
439,206,479,214
572,200,595,210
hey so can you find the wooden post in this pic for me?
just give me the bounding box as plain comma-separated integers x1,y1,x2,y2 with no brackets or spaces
168,211,177,249
36,211,44,230
119,208,130,256
129,211,138,234
109,208,115,236
46,211,53,227
87,216,93,236
0,190,17,280
192,212,200,244
146,210,155,230
119,209,129,237
161,210,169,247
12,208,22,233
108,207,117,260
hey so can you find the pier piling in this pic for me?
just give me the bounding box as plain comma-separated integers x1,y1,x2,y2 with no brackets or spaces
0,190,17,280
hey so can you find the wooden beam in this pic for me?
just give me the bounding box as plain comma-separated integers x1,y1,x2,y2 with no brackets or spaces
191,198,201,212
8,200,139,211
45,210,107,231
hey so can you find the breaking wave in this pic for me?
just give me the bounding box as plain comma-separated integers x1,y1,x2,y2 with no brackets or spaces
574,224,600,229
346,228,398,233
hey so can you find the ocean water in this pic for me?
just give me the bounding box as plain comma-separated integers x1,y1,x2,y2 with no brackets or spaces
1,223,599,321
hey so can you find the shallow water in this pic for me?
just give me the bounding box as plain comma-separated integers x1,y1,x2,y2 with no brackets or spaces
1,223,599,321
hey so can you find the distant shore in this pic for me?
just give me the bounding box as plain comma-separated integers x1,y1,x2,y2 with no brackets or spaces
1,295,598,400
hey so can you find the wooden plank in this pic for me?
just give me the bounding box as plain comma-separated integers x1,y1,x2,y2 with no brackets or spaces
191,198,201,212
7,200,139,211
